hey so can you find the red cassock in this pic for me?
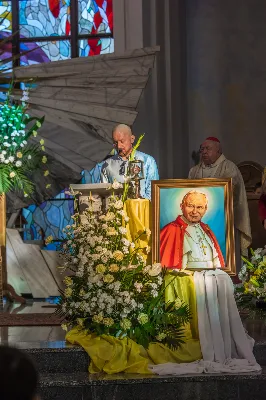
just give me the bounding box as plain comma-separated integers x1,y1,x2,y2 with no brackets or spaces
259,194,266,223
160,216,225,269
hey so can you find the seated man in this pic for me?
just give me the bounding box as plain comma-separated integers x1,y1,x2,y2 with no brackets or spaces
160,191,225,269
100,124,159,200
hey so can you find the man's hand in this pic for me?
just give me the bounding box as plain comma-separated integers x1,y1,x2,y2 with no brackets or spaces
264,219,266,230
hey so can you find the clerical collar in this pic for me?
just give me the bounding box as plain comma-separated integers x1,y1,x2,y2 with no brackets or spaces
181,216,200,227
202,154,226,169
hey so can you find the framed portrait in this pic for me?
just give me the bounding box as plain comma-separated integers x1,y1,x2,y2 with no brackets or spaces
152,179,236,275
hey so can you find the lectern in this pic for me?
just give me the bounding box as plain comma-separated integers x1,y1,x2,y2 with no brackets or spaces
70,183,124,213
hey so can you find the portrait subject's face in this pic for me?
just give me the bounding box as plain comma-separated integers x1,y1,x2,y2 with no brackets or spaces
181,193,207,223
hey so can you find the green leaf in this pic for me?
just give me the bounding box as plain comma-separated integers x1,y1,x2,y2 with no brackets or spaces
0,167,13,194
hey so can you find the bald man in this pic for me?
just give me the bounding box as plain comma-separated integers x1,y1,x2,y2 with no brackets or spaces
100,124,159,200
188,137,251,259
160,191,225,269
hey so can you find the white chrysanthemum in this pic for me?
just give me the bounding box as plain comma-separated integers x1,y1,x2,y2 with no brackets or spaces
157,276,163,285
148,263,162,277
134,282,143,293
121,238,130,246
150,283,158,289
114,200,123,209
112,181,123,189
119,227,127,235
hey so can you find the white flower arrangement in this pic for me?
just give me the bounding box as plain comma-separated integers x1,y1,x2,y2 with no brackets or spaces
0,87,48,195
57,191,191,349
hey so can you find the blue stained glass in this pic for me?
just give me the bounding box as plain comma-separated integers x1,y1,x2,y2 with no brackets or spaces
78,0,113,35
46,205,60,225
0,1,12,34
63,203,71,220
20,40,71,65
79,37,114,57
22,189,75,243
0,31,13,94
39,202,47,210
43,202,52,213
59,40,69,57
19,0,71,38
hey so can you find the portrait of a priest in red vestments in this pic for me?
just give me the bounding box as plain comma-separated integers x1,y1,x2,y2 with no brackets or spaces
160,191,225,270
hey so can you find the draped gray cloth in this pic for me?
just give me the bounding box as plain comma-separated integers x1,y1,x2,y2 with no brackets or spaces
150,270,260,375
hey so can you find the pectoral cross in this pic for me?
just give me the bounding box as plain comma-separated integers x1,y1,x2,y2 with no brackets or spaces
200,240,207,255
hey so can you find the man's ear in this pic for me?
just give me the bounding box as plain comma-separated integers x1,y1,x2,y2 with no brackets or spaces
131,135,135,144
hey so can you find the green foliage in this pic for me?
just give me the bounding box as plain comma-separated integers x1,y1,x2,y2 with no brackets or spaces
57,193,192,350
0,89,46,195
236,247,266,317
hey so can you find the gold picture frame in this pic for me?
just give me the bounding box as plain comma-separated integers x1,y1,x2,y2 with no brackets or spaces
152,178,236,275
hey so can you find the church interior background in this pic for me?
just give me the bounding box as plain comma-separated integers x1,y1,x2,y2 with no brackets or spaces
1,1,266,399
2,0,266,252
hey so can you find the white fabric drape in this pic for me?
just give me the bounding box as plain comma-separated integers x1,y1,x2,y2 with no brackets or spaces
150,270,261,375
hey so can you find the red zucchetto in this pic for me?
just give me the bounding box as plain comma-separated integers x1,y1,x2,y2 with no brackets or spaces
205,137,220,143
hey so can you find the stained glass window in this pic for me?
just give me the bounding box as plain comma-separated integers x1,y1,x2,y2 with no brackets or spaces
19,0,71,38
0,1,12,74
22,189,74,242
1,0,113,67
2,0,113,243
20,40,71,64
78,0,113,35
0,1,12,34
79,37,114,56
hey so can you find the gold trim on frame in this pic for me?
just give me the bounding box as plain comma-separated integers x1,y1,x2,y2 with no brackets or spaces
151,179,236,276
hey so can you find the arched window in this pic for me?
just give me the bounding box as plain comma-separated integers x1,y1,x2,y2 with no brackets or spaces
0,0,113,68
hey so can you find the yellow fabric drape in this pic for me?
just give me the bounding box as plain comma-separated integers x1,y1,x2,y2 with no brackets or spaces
123,199,151,262
66,273,202,374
